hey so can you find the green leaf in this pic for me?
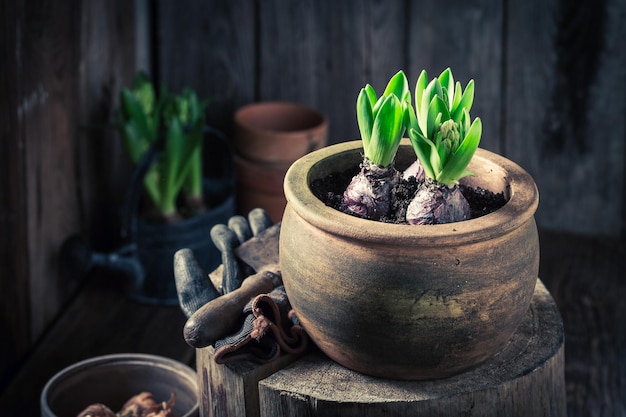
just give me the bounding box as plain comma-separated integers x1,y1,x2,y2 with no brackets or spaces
181,121,205,199
184,146,203,199
436,117,482,185
372,95,384,118
367,95,404,167
428,139,443,178
451,81,462,111
438,68,455,109
357,88,374,148
461,108,471,137
161,118,185,214
186,90,202,123
364,84,377,108
414,70,429,113
451,79,474,122
382,70,409,101
426,96,449,139
120,122,149,163
408,127,436,179
119,91,154,163
120,90,148,130
436,135,451,167
419,78,443,135
131,72,156,115
405,102,419,134
143,165,162,209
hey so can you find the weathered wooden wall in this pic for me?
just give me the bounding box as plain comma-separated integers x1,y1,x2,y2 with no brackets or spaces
0,0,147,387
505,0,626,238
157,0,626,237
1,0,625,393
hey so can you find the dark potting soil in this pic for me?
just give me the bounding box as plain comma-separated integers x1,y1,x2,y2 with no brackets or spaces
310,167,507,224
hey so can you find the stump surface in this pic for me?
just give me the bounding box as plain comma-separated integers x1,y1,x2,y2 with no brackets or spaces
257,279,565,417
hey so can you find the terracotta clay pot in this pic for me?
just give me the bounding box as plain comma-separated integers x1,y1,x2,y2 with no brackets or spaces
233,102,328,222
233,102,328,163
232,154,291,225
280,139,540,380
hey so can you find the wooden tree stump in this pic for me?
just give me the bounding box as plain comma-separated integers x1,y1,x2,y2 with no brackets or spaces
196,347,301,417
197,280,565,416
257,279,566,417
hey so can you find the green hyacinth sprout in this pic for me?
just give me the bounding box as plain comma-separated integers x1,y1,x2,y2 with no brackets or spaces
118,72,208,220
406,68,482,186
357,70,410,167
342,70,410,220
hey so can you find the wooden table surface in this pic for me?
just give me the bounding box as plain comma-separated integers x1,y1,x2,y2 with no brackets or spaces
0,271,195,416
538,230,626,417
0,229,624,416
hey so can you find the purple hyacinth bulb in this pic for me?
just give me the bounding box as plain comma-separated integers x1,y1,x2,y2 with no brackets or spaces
402,159,425,181
342,159,401,220
406,180,470,225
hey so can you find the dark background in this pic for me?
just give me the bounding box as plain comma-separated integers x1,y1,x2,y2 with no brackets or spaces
1,0,625,414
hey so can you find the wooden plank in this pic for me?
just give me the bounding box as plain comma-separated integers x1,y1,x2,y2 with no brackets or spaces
156,0,256,135
197,347,303,417
0,270,195,417
21,0,83,351
258,280,565,417
76,0,148,249
0,0,32,385
0,0,85,375
258,0,406,145
406,0,504,154
505,0,626,236
539,230,626,416
0,0,146,387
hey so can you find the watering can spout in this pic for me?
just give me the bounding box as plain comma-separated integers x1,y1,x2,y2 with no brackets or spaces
59,235,145,285
91,244,144,283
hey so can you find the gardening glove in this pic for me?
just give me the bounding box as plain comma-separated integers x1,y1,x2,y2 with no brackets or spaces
213,286,308,364
175,208,274,318
211,208,274,294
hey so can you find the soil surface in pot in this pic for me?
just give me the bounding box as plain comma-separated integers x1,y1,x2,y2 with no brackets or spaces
311,167,507,224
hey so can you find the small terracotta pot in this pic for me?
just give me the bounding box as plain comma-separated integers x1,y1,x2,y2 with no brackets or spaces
233,102,328,222
233,102,328,163
280,140,540,380
233,154,291,223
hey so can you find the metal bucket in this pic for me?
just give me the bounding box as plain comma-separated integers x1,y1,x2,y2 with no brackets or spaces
41,353,199,417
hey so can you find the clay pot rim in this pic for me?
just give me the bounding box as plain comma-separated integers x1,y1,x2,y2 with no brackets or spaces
283,139,539,246
234,101,328,137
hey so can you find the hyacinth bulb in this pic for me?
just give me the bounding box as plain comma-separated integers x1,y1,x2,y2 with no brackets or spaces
343,159,401,220
76,404,116,417
406,179,470,225
343,70,409,220
118,392,160,417
402,159,425,181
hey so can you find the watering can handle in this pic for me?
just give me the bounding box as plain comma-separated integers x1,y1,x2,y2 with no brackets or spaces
118,125,232,243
